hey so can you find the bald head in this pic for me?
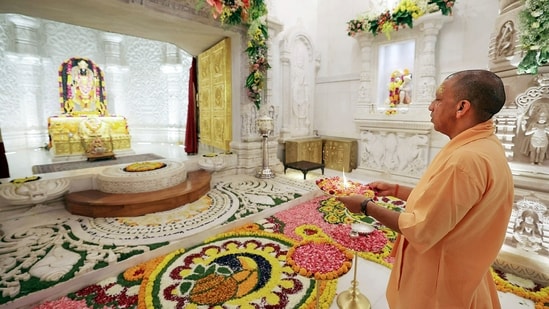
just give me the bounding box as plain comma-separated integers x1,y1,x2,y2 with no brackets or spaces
446,70,506,122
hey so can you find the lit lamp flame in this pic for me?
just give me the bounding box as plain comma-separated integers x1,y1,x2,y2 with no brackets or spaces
342,169,348,194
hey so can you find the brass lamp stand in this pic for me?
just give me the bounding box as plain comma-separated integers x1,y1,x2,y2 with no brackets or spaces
256,115,275,179
336,224,372,309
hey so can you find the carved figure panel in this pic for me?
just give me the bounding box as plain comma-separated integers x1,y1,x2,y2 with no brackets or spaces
290,38,313,136
495,20,515,58
359,130,429,178
505,194,548,256
280,27,318,139
511,86,549,166
488,8,523,74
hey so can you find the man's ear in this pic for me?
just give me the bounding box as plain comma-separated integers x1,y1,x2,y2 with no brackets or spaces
456,100,471,116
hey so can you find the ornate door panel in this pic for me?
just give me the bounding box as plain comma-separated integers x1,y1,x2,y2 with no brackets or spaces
198,38,232,151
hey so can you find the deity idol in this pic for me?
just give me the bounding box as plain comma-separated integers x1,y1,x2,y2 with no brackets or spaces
70,59,97,112
59,57,108,116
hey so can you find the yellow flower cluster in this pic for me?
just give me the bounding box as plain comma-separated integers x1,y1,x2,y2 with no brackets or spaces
347,0,454,38
123,161,166,172
394,0,425,19
141,248,186,309
491,268,549,309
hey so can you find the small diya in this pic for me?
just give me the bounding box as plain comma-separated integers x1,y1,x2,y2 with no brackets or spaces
315,176,375,197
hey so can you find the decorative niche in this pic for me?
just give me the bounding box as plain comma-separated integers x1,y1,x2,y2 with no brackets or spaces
376,39,415,107
352,12,452,182
353,12,453,119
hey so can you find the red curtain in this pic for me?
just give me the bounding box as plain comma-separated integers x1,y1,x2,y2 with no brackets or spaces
0,129,10,178
185,57,198,154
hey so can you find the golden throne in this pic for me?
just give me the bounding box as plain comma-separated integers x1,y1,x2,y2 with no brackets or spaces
47,57,131,158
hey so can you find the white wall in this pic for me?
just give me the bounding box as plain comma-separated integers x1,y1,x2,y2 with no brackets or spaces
312,0,500,138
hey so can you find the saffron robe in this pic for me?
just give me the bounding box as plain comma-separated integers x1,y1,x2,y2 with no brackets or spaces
386,120,514,309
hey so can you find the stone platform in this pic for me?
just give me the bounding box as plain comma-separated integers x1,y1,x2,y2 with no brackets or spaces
66,169,210,217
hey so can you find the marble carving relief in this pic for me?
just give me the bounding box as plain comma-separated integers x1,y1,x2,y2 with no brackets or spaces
279,27,319,139
360,130,429,178
495,83,549,171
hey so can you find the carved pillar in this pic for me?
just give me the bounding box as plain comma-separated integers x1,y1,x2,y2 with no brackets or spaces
161,45,187,143
416,13,449,105
6,15,40,57
279,48,292,139
102,33,124,67
265,18,283,137
5,15,43,146
102,33,126,115
231,17,284,176
354,34,375,114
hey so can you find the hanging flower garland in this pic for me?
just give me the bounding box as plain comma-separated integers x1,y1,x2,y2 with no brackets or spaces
201,0,270,109
517,0,549,74
347,0,455,39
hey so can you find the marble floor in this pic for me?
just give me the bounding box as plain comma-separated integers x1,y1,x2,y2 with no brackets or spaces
0,143,536,309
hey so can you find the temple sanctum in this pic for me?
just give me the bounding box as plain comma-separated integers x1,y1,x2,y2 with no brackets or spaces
0,0,548,308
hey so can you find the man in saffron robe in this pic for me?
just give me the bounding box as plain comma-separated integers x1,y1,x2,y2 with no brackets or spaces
339,70,514,308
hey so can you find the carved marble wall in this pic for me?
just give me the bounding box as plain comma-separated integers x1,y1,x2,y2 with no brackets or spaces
496,188,549,285
487,0,549,285
488,1,549,179
0,14,192,150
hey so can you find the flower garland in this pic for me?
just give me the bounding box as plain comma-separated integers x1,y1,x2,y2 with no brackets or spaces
9,175,41,185
201,0,270,109
347,0,455,39
517,0,549,74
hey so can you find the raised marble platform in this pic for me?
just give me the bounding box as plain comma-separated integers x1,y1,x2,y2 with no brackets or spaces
96,160,186,193
65,169,211,217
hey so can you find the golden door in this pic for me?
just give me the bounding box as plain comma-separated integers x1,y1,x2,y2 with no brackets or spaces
197,38,232,152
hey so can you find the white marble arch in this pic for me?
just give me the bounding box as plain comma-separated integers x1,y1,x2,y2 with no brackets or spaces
279,24,320,139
